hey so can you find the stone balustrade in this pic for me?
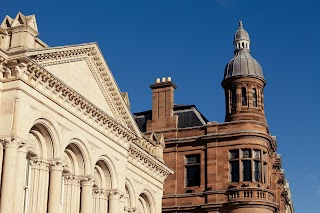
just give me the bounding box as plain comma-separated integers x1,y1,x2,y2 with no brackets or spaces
227,187,275,203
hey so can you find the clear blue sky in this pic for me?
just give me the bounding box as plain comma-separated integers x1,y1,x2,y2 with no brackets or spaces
2,1,319,212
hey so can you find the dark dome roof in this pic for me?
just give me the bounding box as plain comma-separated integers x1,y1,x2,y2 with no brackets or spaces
224,49,263,79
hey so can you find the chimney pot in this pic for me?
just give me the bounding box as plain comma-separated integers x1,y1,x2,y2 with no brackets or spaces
167,77,172,81
156,78,160,83
162,77,166,82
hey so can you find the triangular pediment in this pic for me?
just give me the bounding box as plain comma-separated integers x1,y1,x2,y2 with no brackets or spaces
26,43,141,136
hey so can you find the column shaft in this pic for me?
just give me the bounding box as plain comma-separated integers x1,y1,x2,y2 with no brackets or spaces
0,140,20,212
80,177,94,213
13,147,28,213
108,191,120,213
48,161,63,213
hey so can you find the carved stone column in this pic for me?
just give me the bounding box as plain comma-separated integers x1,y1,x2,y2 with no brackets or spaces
119,193,125,213
13,144,29,213
29,159,50,213
63,175,81,213
108,191,121,213
48,161,63,213
93,189,108,213
0,138,21,212
80,177,94,213
0,141,4,194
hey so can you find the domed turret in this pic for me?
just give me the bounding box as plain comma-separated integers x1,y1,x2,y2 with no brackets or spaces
222,21,267,123
224,21,264,80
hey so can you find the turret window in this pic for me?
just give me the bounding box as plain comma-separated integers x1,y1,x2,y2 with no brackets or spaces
229,149,267,183
252,88,257,107
241,87,247,106
231,87,237,109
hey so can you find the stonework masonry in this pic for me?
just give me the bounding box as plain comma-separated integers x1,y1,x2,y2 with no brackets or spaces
134,22,294,213
0,12,173,213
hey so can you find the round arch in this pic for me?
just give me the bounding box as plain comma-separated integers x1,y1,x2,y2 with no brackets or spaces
23,111,62,159
63,132,92,175
125,178,136,208
138,189,156,213
93,155,118,189
27,117,61,159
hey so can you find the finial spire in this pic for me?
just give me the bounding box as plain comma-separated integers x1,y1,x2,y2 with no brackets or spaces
234,20,250,50
239,20,243,27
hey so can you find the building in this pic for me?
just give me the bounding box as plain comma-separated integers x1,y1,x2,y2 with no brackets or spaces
134,22,294,213
0,12,173,213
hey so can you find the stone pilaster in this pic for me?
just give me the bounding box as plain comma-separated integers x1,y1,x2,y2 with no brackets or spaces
48,160,64,213
80,176,94,213
13,144,29,213
63,175,81,213
108,190,121,213
29,159,50,213
0,138,21,212
119,193,126,213
93,189,109,213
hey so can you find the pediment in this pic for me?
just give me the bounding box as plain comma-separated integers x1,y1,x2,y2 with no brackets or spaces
26,43,141,136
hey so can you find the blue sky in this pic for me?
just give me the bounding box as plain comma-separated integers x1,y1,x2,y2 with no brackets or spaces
2,1,319,212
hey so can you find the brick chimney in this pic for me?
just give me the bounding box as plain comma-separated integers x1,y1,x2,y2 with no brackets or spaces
147,77,178,131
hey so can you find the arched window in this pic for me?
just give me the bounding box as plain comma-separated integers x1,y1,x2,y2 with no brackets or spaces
252,88,257,107
231,87,237,109
241,87,247,106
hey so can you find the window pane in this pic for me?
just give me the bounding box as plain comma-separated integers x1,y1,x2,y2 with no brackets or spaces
253,88,257,107
242,160,252,181
242,149,251,158
253,150,261,159
186,154,200,165
230,150,239,159
242,87,247,106
186,165,200,187
264,163,267,183
230,161,239,182
254,161,261,182
232,87,237,109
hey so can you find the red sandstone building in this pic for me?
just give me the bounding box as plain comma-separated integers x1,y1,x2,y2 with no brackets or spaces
134,22,294,213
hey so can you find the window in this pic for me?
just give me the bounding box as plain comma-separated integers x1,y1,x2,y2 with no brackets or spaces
229,149,267,183
252,88,257,107
185,154,200,187
231,87,237,109
241,87,247,106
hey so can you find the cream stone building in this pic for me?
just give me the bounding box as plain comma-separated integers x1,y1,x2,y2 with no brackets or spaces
0,12,173,213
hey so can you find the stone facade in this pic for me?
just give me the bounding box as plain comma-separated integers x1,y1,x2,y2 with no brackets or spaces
0,12,173,213
134,22,294,213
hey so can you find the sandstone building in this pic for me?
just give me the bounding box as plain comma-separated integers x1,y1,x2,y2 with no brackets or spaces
0,12,173,213
134,22,294,213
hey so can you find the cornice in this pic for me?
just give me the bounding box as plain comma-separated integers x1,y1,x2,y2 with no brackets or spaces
128,143,173,183
1,54,171,175
28,45,139,135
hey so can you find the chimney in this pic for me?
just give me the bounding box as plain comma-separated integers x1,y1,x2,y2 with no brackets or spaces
147,77,178,131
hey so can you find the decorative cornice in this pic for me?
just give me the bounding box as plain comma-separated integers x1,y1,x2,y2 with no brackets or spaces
1,47,171,176
29,46,137,133
17,58,136,144
128,143,173,183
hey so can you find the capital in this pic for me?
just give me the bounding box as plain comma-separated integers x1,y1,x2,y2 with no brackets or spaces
2,137,23,149
108,190,121,200
49,160,64,171
80,176,95,186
